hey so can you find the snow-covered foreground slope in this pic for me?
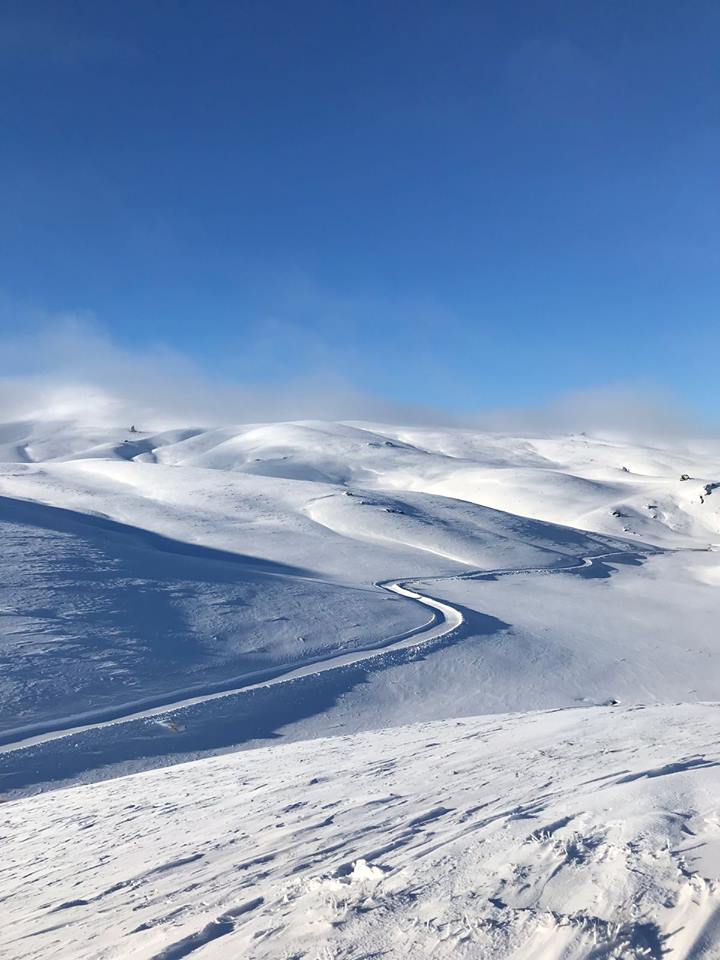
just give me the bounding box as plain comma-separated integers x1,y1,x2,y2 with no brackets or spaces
5,702,720,960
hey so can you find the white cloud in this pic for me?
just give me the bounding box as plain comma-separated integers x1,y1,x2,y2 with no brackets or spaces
0,304,708,439
0,312,442,428
473,383,703,439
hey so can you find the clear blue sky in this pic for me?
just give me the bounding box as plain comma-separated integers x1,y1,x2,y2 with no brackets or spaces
1,1,718,413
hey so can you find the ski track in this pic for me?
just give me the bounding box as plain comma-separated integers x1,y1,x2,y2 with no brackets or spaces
0,547,644,758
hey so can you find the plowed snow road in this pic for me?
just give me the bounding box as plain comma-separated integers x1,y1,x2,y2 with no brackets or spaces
0,549,644,758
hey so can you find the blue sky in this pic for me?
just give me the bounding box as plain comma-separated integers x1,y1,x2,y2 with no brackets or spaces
1,1,718,416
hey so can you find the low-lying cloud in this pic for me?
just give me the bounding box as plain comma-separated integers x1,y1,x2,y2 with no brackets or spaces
475,384,701,438
0,315,444,428
0,313,709,440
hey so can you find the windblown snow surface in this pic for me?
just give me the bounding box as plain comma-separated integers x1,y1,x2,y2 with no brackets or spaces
2,414,720,958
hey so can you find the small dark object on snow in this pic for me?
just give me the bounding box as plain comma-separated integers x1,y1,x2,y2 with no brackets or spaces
611,509,624,518
703,482,720,496
680,473,691,481
647,504,658,510
621,466,630,473
700,495,705,504
129,424,138,433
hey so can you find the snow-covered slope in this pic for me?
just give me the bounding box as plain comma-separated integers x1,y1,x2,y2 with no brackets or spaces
5,702,720,960
0,495,428,738
2,413,720,958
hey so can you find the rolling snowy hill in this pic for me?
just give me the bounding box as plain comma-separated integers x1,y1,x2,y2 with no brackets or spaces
2,413,720,958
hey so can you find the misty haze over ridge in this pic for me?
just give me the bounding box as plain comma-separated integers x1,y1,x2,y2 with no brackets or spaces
0,314,708,439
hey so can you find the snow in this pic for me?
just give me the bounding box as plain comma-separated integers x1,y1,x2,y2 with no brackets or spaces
0,495,428,740
5,703,720,959
1,411,720,957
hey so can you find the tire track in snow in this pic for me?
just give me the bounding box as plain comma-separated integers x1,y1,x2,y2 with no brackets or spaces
0,550,641,757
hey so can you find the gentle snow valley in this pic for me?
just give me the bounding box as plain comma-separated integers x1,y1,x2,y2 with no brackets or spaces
2,415,720,959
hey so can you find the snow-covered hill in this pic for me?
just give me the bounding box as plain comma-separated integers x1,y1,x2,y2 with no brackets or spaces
2,413,720,958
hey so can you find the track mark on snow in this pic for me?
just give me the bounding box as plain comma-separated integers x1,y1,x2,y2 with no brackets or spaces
150,897,264,959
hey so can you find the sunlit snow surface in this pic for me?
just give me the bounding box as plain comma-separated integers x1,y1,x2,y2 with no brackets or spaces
1,416,720,957
6,704,720,959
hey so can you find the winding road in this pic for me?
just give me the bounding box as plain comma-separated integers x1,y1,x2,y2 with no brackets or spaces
0,549,642,758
